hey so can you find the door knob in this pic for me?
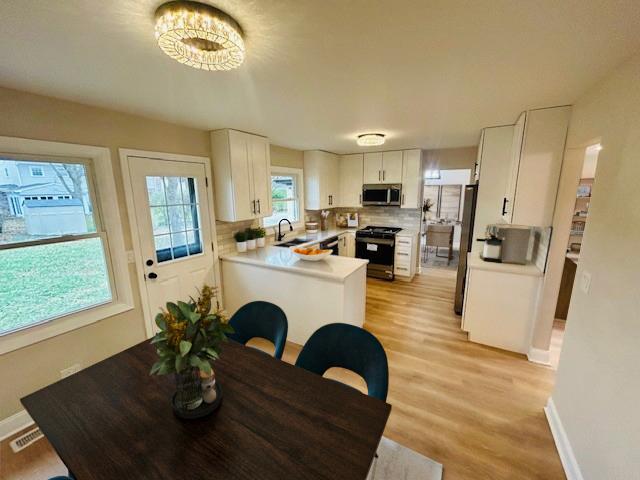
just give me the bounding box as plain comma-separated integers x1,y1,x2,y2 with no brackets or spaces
148,272,158,279
146,259,154,266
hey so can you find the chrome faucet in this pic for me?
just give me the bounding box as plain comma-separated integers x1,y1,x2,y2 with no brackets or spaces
277,218,293,241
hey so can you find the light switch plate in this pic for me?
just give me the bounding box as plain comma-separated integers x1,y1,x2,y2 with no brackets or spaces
580,271,592,294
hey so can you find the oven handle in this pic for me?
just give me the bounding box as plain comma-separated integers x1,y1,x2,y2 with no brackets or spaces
356,237,395,246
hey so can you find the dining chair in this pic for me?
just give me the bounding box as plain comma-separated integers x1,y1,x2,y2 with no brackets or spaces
228,301,288,359
295,323,388,401
425,224,454,264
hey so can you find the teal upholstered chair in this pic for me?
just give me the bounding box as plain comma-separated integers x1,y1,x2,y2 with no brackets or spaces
295,323,389,401
228,301,288,359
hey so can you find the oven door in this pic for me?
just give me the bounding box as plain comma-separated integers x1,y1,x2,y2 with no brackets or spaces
355,236,395,265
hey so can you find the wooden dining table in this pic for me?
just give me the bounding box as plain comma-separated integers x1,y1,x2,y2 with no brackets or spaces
21,340,391,479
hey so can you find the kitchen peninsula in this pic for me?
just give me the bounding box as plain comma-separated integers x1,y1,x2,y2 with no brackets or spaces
220,246,368,345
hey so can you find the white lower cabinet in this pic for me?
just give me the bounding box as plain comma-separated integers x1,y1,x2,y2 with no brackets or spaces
338,232,356,257
394,231,418,280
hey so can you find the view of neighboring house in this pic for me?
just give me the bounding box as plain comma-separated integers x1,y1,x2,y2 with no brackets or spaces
0,159,91,239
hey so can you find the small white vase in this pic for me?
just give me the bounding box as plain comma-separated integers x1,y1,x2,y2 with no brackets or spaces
236,241,247,252
247,239,257,250
256,237,266,248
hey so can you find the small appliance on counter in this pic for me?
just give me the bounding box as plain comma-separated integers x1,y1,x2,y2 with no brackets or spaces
479,224,534,264
305,222,318,234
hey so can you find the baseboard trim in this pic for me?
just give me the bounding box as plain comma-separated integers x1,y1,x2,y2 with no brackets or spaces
0,410,34,441
527,346,551,365
544,398,584,480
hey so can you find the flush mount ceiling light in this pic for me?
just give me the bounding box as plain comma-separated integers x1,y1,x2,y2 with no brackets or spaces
357,133,385,147
154,1,245,71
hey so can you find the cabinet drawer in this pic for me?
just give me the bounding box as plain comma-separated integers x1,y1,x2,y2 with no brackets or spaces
394,264,411,276
394,255,411,268
396,237,412,247
395,251,412,264
395,244,411,255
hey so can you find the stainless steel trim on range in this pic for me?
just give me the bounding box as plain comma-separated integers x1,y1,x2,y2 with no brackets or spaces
362,184,402,206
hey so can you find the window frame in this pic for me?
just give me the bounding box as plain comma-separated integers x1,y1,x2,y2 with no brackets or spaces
0,136,134,355
261,166,305,230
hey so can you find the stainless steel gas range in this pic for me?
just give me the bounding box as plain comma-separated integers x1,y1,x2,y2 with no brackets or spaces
355,226,402,280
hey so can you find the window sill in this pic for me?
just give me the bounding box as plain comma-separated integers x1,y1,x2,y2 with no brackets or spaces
0,301,134,356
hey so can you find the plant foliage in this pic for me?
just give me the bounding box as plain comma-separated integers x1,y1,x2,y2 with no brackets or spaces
150,285,233,376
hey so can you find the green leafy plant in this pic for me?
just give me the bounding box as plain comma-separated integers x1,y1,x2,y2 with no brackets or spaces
253,227,266,239
245,227,256,240
150,285,233,376
234,230,247,242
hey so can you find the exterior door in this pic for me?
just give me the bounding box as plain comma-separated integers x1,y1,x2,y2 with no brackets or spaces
128,157,216,332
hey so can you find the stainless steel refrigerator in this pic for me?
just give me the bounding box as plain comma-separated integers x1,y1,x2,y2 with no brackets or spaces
454,184,478,315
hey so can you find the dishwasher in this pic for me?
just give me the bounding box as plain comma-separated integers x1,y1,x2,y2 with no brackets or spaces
319,236,340,255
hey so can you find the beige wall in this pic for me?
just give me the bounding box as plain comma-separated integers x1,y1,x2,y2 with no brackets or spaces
270,144,303,169
551,52,640,478
422,146,477,174
0,86,210,419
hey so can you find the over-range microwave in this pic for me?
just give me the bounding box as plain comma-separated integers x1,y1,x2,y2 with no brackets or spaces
362,184,402,206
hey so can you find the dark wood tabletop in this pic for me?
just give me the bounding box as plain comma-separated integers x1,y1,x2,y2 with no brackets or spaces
22,340,390,479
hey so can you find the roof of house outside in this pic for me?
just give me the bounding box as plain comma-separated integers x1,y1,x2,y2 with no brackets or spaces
24,199,83,208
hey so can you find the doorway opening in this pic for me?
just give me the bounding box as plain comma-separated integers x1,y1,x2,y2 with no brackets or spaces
420,168,472,270
550,143,601,368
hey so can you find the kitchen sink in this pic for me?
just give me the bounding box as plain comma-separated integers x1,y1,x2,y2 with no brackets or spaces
274,239,308,248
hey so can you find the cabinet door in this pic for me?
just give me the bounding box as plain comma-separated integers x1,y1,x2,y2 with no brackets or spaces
228,130,254,220
382,151,403,183
363,152,383,184
346,232,356,257
339,154,364,207
503,112,525,223
401,150,422,209
327,153,339,207
338,234,347,256
249,135,271,218
304,151,329,210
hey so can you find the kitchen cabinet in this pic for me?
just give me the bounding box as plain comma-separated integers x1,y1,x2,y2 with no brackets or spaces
502,106,571,226
211,129,271,222
304,150,339,210
363,151,403,184
338,231,356,257
394,231,419,280
400,149,422,209
339,154,363,207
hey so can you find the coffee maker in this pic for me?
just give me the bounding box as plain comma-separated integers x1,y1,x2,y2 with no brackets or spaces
482,224,533,264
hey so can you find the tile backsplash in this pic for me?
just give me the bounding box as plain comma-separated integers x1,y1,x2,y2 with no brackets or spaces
331,206,421,232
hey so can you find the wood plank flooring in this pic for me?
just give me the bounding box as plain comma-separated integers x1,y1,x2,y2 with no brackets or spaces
0,268,564,480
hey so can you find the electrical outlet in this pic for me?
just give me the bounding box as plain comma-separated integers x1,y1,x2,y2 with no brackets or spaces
60,364,81,379
580,271,592,294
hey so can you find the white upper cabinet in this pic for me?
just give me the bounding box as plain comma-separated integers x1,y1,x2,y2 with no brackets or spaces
363,152,383,183
400,149,423,209
339,153,364,208
211,129,272,222
304,150,339,210
382,151,403,183
502,106,572,227
363,151,403,184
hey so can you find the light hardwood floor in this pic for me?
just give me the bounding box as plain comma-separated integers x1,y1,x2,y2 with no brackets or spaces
1,268,564,480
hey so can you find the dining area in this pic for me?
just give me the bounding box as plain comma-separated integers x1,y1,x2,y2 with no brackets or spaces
21,293,442,480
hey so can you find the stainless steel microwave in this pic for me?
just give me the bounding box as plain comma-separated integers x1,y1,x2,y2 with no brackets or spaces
362,184,402,206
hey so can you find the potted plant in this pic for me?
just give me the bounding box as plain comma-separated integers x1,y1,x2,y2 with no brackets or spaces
150,285,233,416
254,227,266,247
234,230,247,252
245,227,256,250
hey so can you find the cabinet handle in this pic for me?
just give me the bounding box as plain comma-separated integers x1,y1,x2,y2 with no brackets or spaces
501,197,508,216
257,199,261,214
383,170,386,181
359,193,362,205
378,170,381,182
251,200,256,214
398,252,409,256
402,193,405,205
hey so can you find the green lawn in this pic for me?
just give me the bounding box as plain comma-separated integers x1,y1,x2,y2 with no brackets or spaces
0,238,112,334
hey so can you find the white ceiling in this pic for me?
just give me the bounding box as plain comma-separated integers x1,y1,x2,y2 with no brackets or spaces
1,1,639,154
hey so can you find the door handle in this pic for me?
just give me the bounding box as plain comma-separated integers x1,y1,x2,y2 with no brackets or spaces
257,199,261,213
148,272,158,279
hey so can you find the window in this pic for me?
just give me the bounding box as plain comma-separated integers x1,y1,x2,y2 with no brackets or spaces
0,158,112,337
146,176,203,262
30,165,44,177
425,169,441,180
262,167,303,227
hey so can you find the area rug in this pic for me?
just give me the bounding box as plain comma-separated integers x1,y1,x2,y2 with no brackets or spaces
367,437,443,480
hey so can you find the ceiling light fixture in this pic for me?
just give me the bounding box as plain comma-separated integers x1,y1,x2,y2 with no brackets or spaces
154,1,245,71
357,133,385,147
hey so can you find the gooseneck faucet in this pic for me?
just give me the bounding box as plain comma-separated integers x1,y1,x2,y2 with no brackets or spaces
277,218,293,242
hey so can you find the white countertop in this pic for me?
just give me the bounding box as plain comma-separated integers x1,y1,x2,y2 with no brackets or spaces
286,228,357,246
221,245,368,282
467,251,543,277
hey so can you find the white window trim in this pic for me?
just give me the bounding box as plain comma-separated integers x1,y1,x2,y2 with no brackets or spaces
0,136,134,355
262,166,305,231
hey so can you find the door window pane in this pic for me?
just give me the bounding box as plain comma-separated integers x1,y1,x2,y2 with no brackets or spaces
0,237,112,335
147,176,202,262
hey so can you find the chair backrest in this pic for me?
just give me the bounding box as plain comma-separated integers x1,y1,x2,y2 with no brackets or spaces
295,323,389,401
426,224,453,247
228,301,288,359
